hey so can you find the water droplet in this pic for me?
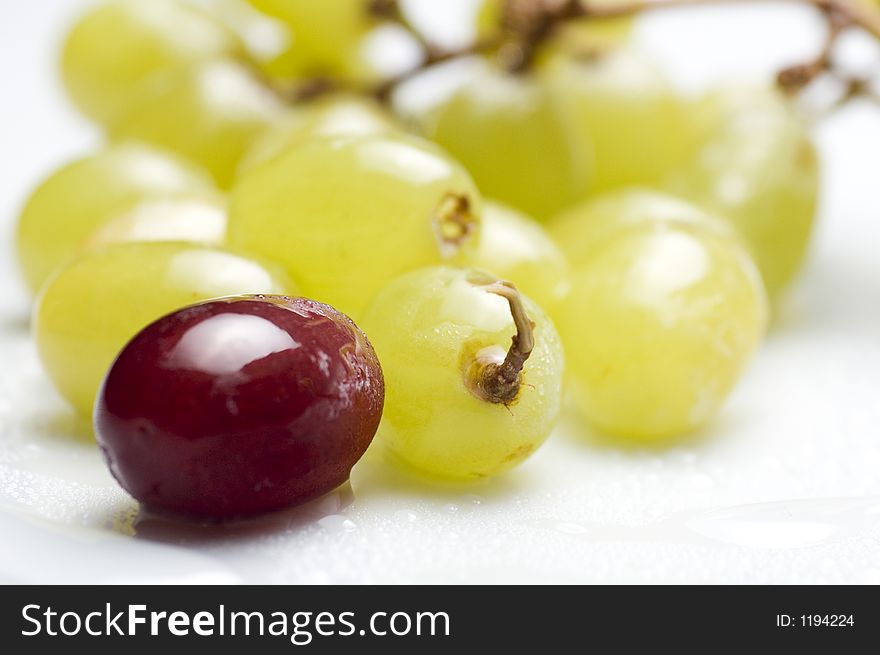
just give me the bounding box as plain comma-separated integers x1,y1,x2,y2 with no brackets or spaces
317,515,357,533
394,509,418,523
444,504,459,514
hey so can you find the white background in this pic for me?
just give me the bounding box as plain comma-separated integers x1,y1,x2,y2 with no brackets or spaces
0,1,879,584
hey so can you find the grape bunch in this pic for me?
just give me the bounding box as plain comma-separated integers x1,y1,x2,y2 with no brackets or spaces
14,0,863,521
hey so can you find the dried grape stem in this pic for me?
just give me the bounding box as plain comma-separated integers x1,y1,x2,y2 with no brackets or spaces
468,281,536,405
365,0,880,101
574,0,880,37
778,4,855,92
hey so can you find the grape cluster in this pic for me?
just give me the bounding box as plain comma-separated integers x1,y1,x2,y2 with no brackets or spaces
15,0,823,520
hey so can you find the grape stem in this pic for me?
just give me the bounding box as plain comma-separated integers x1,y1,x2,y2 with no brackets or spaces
365,0,880,104
467,281,536,405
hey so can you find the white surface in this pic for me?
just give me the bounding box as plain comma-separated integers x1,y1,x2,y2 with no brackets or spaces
1,1,880,584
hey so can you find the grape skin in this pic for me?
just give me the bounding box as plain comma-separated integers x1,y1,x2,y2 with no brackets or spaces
551,190,768,441
34,242,293,417
666,86,819,298
83,197,228,250
16,144,217,295
360,266,564,480
228,134,483,319
61,0,242,123
96,295,383,520
464,201,571,312
107,59,285,188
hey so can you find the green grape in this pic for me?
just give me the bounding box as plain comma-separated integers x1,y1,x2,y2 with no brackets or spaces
229,134,483,319
61,0,242,123
16,144,217,294
34,242,293,417
464,201,570,311
550,190,768,441
83,197,227,250
666,86,819,297
239,95,398,173
246,0,376,79
108,59,285,187
423,61,589,221
544,47,693,194
360,266,564,479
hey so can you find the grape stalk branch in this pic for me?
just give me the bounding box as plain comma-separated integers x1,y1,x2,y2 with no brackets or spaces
351,0,880,105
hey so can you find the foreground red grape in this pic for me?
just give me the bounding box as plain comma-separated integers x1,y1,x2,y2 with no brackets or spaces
95,295,384,521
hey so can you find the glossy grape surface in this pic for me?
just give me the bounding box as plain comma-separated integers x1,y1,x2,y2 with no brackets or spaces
465,201,570,311
108,59,284,187
666,86,819,297
34,242,292,417
84,197,228,250
61,0,242,123
552,191,768,441
424,61,588,221
229,134,482,319
360,267,564,480
16,144,217,294
96,295,384,520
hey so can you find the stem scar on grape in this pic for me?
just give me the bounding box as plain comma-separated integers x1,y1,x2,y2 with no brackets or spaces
463,276,537,406
433,193,477,258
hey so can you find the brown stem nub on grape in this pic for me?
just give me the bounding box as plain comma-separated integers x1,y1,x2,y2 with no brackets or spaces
466,281,536,405
433,193,477,257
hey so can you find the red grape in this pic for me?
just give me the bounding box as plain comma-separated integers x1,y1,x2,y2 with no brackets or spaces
95,295,384,521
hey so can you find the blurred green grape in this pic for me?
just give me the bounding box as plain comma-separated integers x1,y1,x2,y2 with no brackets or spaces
61,0,242,123
666,86,819,297
108,59,285,187
551,189,768,441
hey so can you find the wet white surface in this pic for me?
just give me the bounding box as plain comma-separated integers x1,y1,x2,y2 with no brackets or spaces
1,1,879,584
